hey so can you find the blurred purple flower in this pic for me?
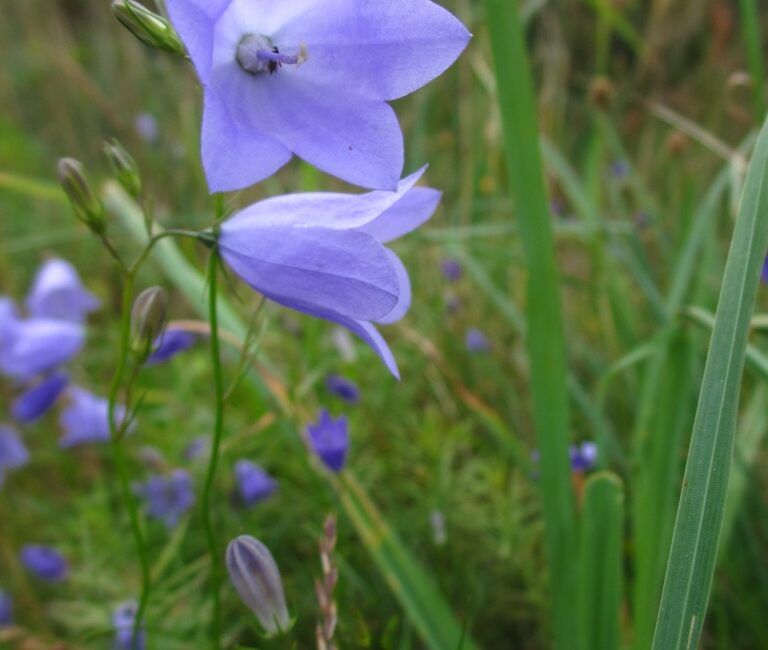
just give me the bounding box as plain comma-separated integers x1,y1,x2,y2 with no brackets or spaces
220,167,441,379
610,160,629,180
145,328,196,365
12,372,69,424
182,435,210,462
165,0,470,192
306,409,349,472
20,545,69,582
59,387,126,448
25,259,99,324
465,328,490,353
762,256,768,283
113,600,145,650
0,319,84,381
570,441,598,472
235,460,277,507
135,112,159,144
0,298,19,341
324,374,360,404
0,426,29,488
0,589,12,626
440,258,463,282
135,470,195,529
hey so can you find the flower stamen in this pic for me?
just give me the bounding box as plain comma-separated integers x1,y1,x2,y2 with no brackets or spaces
236,35,307,76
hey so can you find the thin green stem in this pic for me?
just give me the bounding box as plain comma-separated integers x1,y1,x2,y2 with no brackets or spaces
108,272,151,649
202,246,225,649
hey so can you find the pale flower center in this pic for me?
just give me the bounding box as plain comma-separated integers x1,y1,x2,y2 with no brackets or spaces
236,34,306,76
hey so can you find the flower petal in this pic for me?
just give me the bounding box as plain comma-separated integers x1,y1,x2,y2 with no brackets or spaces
226,166,427,230
201,90,292,192
375,251,411,325
25,259,99,323
0,320,84,381
220,226,399,320
359,187,441,243
12,372,69,424
277,0,472,101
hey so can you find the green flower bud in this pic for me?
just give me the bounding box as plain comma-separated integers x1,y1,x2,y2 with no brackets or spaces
104,139,141,198
130,287,168,362
112,0,185,56
57,158,104,234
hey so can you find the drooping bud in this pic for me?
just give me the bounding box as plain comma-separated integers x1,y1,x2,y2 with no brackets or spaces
57,158,104,234
104,139,141,198
130,287,168,362
112,0,185,55
226,536,290,635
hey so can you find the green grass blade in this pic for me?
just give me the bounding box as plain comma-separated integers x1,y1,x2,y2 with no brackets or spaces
103,182,478,650
578,472,625,650
651,116,768,650
484,1,577,646
738,0,766,120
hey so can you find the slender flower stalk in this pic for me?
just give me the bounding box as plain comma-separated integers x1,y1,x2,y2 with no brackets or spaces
201,240,226,650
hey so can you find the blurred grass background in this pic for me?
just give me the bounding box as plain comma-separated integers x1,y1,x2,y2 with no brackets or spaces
2,0,768,648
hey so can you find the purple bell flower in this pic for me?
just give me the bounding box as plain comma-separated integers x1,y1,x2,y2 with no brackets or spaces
165,0,470,192
0,426,30,488
0,318,84,381
235,460,277,507
306,409,349,473
25,259,99,324
145,328,196,365
12,372,69,423
135,469,195,529
570,441,598,472
762,256,768,283
465,328,490,353
59,387,126,448
324,374,360,404
440,258,463,282
113,600,145,650
20,545,69,582
0,589,12,626
219,167,441,378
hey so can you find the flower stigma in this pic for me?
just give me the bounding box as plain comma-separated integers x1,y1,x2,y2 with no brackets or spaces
236,34,307,76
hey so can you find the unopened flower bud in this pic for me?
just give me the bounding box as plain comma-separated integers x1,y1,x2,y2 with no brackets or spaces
104,139,141,198
130,287,168,361
57,158,104,234
226,536,290,636
112,0,185,55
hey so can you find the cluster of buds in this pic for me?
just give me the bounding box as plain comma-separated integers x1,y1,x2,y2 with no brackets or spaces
315,514,339,650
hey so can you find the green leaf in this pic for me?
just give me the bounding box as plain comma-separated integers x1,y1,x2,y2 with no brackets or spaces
652,116,768,649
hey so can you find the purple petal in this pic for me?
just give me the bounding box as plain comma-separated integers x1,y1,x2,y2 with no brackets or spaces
0,590,12,626
201,90,292,192
234,460,277,507
375,251,411,325
145,329,197,365
11,372,69,423
59,387,124,448
277,0,471,101
220,226,399,320
359,187,441,243
0,426,30,471
25,259,99,323
306,409,349,472
0,298,19,342
20,545,68,582
0,319,84,380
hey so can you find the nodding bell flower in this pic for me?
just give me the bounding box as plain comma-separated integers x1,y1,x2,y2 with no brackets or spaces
25,258,100,324
306,410,349,473
112,0,185,55
57,158,104,234
234,460,277,508
219,167,441,378
226,535,290,636
165,0,470,192
20,545,69,583
113,600,145,650
11,372,69,424
59,387,127,448
130,287,168,362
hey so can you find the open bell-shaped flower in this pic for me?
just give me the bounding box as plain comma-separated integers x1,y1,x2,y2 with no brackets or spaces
0,318,85,381
219,167,441,378
25,258,99,324
165,0,470,192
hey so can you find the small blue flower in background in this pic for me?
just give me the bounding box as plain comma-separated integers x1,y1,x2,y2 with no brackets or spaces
11,372,69,423
324,374,360,405
219,167,441,378
25,258,99,324
441,258,463,282
0,589,12,626
0,426,29,488
182,435,210,462
762,256,768,283
570,441,598,472
135,469,195,529
465,328,490,353
20,545,69,582
306,410,349,473
113,600,145,650
166,0,470,192
0,318,85,381
59,387,126,448
235,460,277,508
610,160,629,180
145,328,196,365
134,112,159,144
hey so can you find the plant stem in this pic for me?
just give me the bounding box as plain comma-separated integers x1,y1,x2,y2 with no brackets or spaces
202,246,225,649
108,271,151,649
